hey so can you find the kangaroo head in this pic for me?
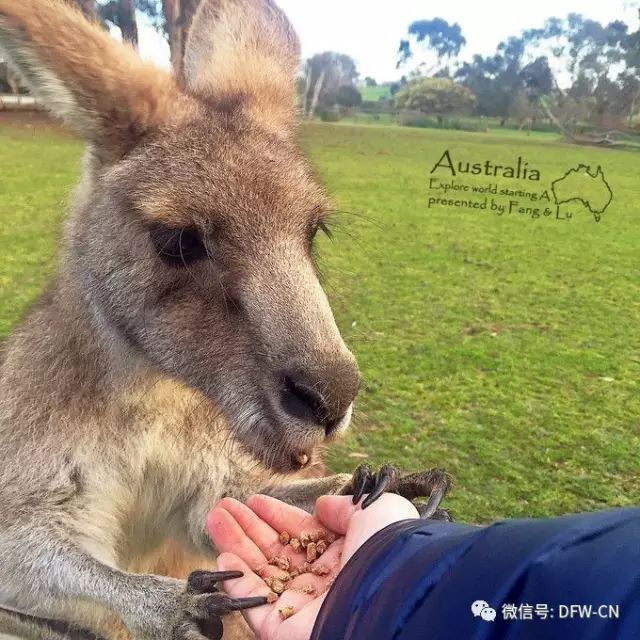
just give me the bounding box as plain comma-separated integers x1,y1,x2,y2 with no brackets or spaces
0,0,361,471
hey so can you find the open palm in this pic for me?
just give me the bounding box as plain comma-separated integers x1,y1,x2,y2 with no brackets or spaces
208,493,420,640
208,495,344,640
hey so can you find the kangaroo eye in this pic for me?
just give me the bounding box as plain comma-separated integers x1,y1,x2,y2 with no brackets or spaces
149,223,207,266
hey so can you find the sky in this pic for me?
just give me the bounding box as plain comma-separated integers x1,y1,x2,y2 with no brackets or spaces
138,0,639,83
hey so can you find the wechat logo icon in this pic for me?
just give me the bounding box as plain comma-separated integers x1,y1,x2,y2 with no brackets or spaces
472,600,497,622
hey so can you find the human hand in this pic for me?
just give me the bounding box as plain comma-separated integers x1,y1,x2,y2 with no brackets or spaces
208,493,419,640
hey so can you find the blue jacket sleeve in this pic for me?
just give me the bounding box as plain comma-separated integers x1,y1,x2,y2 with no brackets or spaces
311,508,640,640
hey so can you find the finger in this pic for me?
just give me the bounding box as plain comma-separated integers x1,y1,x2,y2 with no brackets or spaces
207,507,267,571
342,494,419,562
217,497,282,559
220,497,310,571
262,583,330,640
216,552,273,632
314,495,361,535
247,495,330,539
276,595,328,640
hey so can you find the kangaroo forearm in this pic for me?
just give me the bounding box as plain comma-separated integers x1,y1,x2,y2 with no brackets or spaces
0,606,103,640
259,474,351,513
0,526,181,637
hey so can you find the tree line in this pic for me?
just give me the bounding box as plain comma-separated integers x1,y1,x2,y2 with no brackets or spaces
387,10,640,142
2,1,639,143
299,9,640,141
0,0,194,84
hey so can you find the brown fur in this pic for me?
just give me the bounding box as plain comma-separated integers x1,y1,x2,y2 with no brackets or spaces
0,0,186,160
183,0,300,132
0,1,360,639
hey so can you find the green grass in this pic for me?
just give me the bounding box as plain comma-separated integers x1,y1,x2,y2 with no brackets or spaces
300,124,640,523
360,84,392,102
1,116,639,524
0,116,82,337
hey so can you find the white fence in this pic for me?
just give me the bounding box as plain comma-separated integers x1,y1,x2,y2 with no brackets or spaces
0,94,41,110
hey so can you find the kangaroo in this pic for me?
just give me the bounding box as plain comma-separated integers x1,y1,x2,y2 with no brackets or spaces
0,1,450,639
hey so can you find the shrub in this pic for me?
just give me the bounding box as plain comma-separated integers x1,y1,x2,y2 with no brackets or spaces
319,109,341,122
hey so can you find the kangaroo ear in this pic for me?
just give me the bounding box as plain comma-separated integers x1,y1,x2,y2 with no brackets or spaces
0,0,183,162
183,0,300,131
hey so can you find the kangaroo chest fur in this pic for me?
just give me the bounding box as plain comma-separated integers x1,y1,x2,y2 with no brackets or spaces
64,376,279,569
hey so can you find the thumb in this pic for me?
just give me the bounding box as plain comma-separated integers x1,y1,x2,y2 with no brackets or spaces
314,495,361,534
217,553,272,633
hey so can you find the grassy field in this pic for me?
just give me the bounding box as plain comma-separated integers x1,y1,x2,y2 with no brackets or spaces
1,114,639,523
359,84,392,102
0,114,80,337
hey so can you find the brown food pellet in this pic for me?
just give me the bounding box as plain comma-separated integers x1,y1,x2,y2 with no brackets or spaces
279,531,291,545
269,555,290,572
266,591,278,604
311,564,330,576
265,577,286,594
306,542,318,562
290,538,302,553
289,567,300,579
279,606,295,620
302,584,317,595
300,532,311,549
325,532,337,544
316,540,328,555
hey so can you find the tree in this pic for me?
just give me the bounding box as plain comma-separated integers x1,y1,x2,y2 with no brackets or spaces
0,61,22,94
301,52,359,118
395,77,476,124
364,77,377,87
99,0,139,46
398,18,466,74
307,69,325,118
136,0,164,31
72,0,97,19
336,85,362,109
123,0,198,74
389,76,407,96
517,13,640,131
161,0,199,76
455,54,512,121
520,57,554,100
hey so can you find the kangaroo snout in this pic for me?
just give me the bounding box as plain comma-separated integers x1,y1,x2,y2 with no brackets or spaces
279,359,360,436
241,245,361,442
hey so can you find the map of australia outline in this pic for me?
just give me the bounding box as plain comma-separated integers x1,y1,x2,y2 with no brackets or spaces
551,165,613,222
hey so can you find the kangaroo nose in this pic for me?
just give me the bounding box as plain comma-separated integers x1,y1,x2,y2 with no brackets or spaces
280,372,348,435
281,373,328,425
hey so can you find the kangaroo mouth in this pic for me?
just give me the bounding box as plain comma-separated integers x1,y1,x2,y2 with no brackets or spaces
219,378,354,473
231,405,327,473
